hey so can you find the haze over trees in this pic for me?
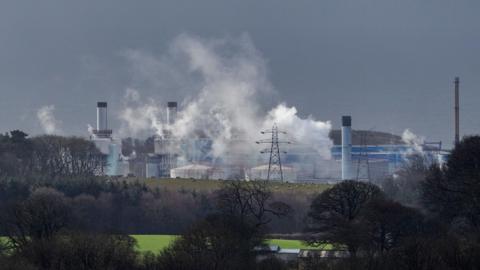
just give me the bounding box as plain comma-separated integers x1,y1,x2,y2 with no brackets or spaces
380,153,428,208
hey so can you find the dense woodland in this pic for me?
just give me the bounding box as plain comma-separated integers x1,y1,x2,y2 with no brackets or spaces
1,130,480,269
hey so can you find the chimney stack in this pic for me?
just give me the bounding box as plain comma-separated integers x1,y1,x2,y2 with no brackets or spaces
93,102,112,139
454,77,460,145
341,116,353,180
167,102,177,125
97,102,108,131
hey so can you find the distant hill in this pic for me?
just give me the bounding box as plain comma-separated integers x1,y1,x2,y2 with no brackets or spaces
329,130,404,145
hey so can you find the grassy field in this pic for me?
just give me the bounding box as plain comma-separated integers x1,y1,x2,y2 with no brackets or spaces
1,235,323,253
132,235,178,253
126,180,331,253
267,239,325,250
132,235,323,253
122,178,331,195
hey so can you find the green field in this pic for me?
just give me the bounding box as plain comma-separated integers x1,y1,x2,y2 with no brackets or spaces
132,235,178,253
132,235,322,253
1,235,323,253
267,239,325,250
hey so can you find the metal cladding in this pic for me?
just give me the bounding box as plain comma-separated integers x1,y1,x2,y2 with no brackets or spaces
93,101,112,138
167,101,177,125
97,101,108,131
91,101,120,176
147,101,179,178
341,116,353,180
454,77,460,145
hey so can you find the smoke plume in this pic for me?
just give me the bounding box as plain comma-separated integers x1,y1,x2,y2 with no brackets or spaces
402,129,424,154
37,105,62,135
264,104,332,159
119,34,333,160
119,88,162,137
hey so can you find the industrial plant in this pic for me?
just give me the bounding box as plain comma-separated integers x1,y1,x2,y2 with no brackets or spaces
90,102,122,176
90,77,459,182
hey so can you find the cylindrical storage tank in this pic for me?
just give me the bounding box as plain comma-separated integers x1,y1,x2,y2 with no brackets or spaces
341,116,353,180
170,164,211,179
167,102,177,125
97,102,108,131
250,165,297,182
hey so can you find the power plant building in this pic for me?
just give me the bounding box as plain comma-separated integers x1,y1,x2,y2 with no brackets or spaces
116,102,448,183
90,102,123,176
147,102,180,178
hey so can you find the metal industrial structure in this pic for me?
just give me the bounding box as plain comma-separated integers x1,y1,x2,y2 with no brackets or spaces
355,130,370,181
147,102,179,178
93,80,456,182
256,124,290,181
167,102,177,125
454,77,460,145
341,116,353,180
90,102,122,176
92,102,112,139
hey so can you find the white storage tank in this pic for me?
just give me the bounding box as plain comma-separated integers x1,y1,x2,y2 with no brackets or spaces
170,164,213,179
250,165,297,182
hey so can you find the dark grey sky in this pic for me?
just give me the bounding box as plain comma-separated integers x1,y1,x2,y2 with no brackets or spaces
1,0,479,148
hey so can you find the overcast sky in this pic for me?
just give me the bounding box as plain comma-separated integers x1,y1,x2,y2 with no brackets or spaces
1,0,479,148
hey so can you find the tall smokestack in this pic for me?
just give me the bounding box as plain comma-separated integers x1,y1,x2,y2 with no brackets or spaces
454,77,460,145
93,102,112,139
167,102,177,125
341,116,353,180
97,102,108,131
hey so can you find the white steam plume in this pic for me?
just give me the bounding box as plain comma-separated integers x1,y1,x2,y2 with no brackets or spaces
37,105,62,135
87,124,94,136
265,104,332,159
119,88,162,137
119,34,332,159
402,129,424,153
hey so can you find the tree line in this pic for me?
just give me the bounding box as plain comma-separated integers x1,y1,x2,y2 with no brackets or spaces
0,130,106,178
302,136,480,269
2,130,480,269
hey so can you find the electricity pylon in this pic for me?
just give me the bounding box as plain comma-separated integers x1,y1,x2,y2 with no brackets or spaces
256,123,290,181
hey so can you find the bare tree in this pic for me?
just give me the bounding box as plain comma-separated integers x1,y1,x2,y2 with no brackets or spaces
0,130,33,178
157,180,292,270
215,180,292,230
3,188,71,249
306,180,383,255
31,135,106,178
